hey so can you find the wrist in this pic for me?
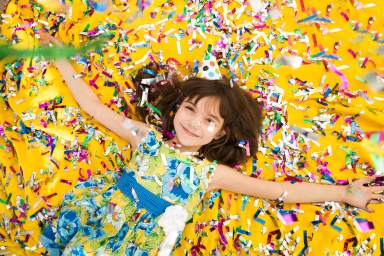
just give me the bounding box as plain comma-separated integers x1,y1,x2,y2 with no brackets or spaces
340,184,352,203
53,59,69,67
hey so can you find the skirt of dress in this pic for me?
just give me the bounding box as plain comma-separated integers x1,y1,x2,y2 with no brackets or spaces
40,171,164,256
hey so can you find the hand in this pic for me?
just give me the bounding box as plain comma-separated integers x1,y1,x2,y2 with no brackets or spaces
342,175,384,212
39,33,64,48
39,33,72,68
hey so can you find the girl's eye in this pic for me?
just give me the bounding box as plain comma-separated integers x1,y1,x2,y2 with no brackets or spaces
206,119,216,127
185,106,194,111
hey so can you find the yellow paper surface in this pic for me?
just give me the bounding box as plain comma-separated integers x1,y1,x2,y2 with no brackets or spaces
0,0,383,255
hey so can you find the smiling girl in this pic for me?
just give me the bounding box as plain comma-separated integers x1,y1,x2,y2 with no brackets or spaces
40,60,384,256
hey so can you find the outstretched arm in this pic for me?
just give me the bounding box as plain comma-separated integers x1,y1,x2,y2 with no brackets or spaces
208,164,384,211
53,59,149,150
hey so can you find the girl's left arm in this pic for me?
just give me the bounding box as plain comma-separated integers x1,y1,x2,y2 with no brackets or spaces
207,164,384,211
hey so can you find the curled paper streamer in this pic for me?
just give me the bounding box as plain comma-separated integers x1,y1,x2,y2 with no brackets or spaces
290,126,321,142
364,71,384,92
274,55,303,69
329,64,349,90
0,38,107,59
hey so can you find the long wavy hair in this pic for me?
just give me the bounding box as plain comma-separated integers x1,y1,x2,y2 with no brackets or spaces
133,64,263,166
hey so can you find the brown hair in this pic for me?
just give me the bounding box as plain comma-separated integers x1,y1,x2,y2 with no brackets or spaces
133,64,263,166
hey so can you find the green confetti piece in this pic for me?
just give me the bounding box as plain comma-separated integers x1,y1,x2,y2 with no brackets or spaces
31,1,44,12
355,76,366,83
113,87,118,97
303,119,313,124
82,23,91,33
340,146,352,154
6,193,12,203
261,69,278,78
200,24,205,33
196,9,204,19
177,157,191,165
145,102,162,116
82,127,95,148
36,79,48,86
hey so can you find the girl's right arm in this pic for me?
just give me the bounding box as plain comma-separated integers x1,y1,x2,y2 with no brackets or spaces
53,59,149,150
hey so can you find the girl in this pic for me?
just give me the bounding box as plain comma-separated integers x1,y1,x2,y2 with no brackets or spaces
40,57,384,255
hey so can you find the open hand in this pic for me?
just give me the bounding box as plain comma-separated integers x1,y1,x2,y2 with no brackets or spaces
343,175,384,212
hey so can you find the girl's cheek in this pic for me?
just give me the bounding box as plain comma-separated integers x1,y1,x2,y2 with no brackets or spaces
207,122,216,133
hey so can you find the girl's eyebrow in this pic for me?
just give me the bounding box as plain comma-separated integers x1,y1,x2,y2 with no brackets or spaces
185,100,221,122
207,114,220,122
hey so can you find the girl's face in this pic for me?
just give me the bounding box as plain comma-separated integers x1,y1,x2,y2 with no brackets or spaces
171,96,226,152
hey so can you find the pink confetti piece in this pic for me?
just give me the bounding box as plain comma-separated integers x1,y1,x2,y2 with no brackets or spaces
329,65,349,90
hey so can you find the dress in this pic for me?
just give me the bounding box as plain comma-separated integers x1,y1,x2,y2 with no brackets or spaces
40,126,217,255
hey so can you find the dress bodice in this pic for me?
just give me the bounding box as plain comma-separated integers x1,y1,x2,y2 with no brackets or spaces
127,126,217,220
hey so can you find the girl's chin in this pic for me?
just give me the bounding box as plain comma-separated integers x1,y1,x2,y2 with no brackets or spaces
175,135,199,147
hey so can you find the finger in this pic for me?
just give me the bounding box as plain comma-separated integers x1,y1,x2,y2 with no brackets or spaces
371,194,384,201
45,34,62,45
354,175,378,186
40,33,63,47
367,186,384,193
369,199,384,204
39,33,52,46
363,205,375,213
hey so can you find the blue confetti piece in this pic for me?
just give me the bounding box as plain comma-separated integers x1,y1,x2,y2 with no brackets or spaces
193,60,199,73
167,11,176,19
297,13,318,23
19,120,31,135
241,196,249,211
255,218,265,225
237,228,251,236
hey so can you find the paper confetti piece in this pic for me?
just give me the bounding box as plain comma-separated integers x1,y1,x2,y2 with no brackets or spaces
353,218,374,233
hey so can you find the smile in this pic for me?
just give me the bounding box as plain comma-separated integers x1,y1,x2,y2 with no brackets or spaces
182,125,199,137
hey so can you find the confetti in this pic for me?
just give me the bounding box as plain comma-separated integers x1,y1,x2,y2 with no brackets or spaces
1,0,383,255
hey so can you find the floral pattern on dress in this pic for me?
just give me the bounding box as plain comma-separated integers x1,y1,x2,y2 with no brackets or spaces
162,158,200,203
40,126,217,256
138,130,161,156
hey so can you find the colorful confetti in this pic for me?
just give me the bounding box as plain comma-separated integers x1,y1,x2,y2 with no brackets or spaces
0,0,383,255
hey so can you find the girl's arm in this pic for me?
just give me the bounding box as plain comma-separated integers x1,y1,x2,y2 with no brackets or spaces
53,59,149,150
208,164,384,211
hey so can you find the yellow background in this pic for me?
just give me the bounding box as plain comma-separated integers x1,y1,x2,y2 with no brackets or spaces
0,0,383,255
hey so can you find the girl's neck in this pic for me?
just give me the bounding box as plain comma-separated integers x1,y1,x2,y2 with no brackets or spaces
166,137,201,155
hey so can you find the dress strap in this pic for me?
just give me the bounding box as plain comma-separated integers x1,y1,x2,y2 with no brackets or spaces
117,171,172,217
